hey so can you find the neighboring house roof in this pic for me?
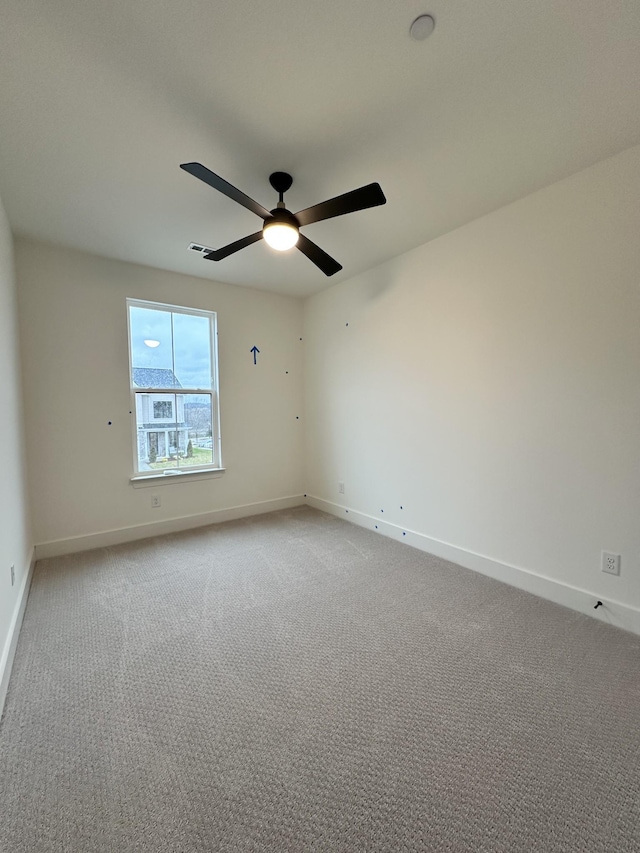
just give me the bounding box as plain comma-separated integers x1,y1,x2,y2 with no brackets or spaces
132,367,182,388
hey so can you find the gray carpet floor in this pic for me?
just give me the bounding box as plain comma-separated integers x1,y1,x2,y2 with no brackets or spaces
1,506,639,852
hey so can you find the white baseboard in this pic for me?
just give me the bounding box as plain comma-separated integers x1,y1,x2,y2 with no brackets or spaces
0,546,36,717
35,495,306,560
306,495,640,637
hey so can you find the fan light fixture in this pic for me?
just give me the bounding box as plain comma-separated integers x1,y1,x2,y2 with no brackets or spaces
263,220,299,251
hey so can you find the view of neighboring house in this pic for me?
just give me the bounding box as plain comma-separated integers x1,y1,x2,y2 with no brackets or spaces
132,367,189,463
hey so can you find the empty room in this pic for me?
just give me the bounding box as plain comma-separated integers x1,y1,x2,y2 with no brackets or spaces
1,2,639,851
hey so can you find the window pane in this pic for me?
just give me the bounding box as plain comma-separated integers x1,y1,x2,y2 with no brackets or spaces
172,312,212,390
135,393,179,471
181,394,214,468
128,299,219,476
129,306,179,387
134,392,214,471
153,400,173,419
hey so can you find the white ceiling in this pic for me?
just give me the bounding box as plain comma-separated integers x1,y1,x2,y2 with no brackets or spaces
1,0,639,297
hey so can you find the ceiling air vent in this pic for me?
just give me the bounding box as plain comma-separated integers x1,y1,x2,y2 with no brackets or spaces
188,243,214,254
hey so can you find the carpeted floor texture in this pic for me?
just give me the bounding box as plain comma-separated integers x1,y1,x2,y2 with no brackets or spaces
1,506,639,852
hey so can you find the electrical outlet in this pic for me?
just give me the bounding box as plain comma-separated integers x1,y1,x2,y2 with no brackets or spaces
10,564,15,586
151,494,161,508
338,481,345,494
601,551,621,576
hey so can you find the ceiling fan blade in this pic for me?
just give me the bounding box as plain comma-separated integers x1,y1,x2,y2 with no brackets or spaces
296,234,342,276
180,163,271,220
203,231,263,261
294,182,386,227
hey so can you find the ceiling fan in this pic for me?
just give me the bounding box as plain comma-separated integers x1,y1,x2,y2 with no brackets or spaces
180,163,386,276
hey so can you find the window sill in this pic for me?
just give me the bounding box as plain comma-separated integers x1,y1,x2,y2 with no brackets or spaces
130,468,226,488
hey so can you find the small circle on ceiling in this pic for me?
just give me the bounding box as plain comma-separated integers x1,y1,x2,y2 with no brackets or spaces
409,14,435,41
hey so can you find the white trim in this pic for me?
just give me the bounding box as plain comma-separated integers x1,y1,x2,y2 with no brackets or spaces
35,495,306,559
306,495,640,637
130,467,226,486
0,546,36,717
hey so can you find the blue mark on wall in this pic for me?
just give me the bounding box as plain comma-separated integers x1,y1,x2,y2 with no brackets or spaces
250,346,260,365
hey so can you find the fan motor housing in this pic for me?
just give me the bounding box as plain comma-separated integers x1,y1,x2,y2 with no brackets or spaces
266,208,299,228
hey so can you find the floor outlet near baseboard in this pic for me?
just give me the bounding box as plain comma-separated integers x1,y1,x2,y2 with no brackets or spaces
151,494,161,508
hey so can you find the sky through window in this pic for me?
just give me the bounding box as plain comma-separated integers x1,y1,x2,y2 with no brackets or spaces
129,305,212,389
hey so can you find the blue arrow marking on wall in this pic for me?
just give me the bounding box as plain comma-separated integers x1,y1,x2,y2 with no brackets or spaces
250,346,260,365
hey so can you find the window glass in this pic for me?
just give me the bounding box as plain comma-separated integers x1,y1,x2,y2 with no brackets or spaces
172,312,212,390
128,300,220,476
153,400,173,419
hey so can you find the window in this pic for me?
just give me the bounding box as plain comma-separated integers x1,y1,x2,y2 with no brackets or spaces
127,299,221,477
153,400,173,419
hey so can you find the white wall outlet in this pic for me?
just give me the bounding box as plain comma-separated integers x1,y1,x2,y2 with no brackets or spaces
338,481,345,494
601,551,621,576
10,564,15,586
151,494,161,508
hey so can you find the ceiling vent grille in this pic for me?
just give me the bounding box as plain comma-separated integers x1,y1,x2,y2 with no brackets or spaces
188,243,214,254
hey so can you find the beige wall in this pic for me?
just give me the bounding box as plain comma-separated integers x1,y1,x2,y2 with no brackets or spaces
304,145,640,619
0,193,32,693
16,243,304,548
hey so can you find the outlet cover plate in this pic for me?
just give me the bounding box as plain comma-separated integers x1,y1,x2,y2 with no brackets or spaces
602,551,621,576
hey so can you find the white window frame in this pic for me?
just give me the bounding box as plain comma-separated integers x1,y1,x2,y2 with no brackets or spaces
127,298,222,481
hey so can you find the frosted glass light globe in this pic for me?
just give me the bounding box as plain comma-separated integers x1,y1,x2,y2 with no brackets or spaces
263,222,299,251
